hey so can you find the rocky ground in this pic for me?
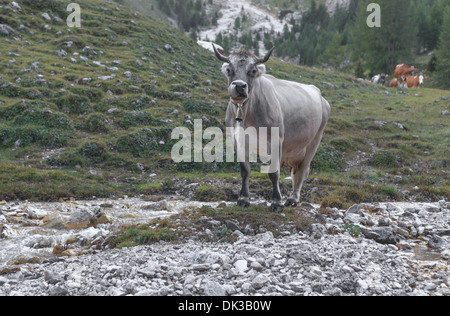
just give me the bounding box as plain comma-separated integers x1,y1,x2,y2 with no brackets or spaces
0,199,449,296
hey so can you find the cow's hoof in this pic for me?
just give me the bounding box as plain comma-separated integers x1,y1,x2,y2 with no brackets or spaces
285,199,299,207
237,198,250,208
270,202,285,213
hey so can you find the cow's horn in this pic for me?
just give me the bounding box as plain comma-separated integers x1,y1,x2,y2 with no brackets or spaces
255,47,275,65
212,44,230,63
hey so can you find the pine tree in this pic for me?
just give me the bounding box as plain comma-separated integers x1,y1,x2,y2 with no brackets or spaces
355,60,365,78
351,0,417,74
235,17,241,29
427,0,445,50
190,28,198,41
320,32,342,67
435,5,450,88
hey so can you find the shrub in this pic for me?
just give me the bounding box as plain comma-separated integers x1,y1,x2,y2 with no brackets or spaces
311,145,344,172
137,182,163,194
56,94,91,115
114,227,177,248
0,84,21,98
84,113,108,133
183,99,220,115
47,150,86,168
70,88,104,103
376,185,401,200
21,0,59,10
14,110,72,130
116,128,173,157
79,141,109,163
116,128,156,157
0,101,29,121
368,150,402,168
0,126,70,148
194,185,228,202
115,111,152,129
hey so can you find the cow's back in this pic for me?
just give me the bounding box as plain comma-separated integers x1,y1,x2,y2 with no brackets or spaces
407,76,419,88
261,75,327,153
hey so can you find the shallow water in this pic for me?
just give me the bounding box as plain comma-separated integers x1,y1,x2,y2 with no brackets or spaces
412,246,443,262
0,198,226,266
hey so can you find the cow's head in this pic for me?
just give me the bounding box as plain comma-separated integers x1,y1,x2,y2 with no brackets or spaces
213,44,275,105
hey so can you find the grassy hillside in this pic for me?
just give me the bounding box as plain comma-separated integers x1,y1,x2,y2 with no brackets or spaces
0,0,448,206
0,0,229,200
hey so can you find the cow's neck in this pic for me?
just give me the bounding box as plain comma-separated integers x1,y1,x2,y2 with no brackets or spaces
241,76,279,128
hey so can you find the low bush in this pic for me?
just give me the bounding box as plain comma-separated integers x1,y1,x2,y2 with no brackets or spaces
368,150,402,168
0,126,70,148
79,141,109,163
56,94,91,115
312,144,344,172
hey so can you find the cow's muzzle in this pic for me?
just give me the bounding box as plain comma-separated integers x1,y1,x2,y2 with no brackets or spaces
229,80,248,104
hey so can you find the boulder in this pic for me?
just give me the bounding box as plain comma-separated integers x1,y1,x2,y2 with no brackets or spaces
0,224,15,239
41,214,65,230
251,274,270,290
203,281,226,296
428,235,445,249
27,207,47,220
360,226,398,245
164,44,174,54
0,24,15,36
10,2,22,11
41,13,51,21
65,209,94,230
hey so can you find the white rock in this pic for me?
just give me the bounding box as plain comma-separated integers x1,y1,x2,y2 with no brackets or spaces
26,207,47,219
251,274,270,290
98,75,116,81
10,2,21,10
203,281,226,296
42,13,51,21
234,260,248,273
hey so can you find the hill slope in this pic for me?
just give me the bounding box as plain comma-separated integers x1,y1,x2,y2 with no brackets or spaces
0,0,448,206
0,0,229,200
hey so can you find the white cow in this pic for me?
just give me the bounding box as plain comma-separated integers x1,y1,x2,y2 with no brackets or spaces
213,44,331,212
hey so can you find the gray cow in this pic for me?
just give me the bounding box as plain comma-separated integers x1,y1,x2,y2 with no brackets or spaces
213,45,331,212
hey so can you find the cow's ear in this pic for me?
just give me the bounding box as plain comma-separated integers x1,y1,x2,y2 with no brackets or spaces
221,63,231,77
257,64,266,76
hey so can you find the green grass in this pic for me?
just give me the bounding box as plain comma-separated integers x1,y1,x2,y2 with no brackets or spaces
111,203,321,247
0,0,448,206
114,227,178,248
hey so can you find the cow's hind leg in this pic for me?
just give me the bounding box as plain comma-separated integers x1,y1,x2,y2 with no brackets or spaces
286,99,330,207
269,170,284,213
285,163,309,207
285,131,325,208
237,162,251,207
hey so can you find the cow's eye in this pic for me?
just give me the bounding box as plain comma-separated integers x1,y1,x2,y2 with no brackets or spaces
226,68,232,76
249,69,257,76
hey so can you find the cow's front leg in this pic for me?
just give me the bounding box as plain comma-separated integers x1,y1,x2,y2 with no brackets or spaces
269,170,284,213
238,162,251,207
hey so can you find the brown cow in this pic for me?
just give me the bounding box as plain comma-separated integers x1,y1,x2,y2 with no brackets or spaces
406,75,426,89
394,64,417,81
390,78,399,88
406,76,420,88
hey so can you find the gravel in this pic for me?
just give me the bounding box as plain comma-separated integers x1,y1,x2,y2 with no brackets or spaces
0,200,449,296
